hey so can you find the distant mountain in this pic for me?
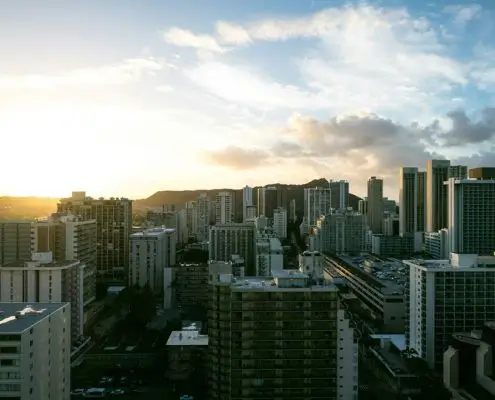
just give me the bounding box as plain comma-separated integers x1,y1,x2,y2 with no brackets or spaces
134,179,362,216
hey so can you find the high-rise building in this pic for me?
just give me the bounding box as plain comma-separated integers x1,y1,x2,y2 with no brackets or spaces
57,191,132,282
242,186,253,222
469,167,495,180
32,213,97,308
426,160,467,232
313,211,366,254
399,167,418,235
329,180,349,210
289,198,297,222
215,191,233,225
254,232,283,276
208,268,358,400
447,178,495,255
367,177,383,234
209,223,256,274
404,253,495,369
261,187,278,219
0,302,71,400
273,207,287,239
0,221,32,266
130,227,177,293
358,198,368,220
185,200,197,235
417,171,426,232
196,193,210,241
382,198,397,215
303,187,331,233
0,252,83,343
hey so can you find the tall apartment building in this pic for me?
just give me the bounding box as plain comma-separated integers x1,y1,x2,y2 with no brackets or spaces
358,198,367,219
0,303,71,400
313,211,366,254
208,268,357,400
289,199,297,222
0,252,84,343
196,193,210,241
0,221,32,266
215,192,233,225
185,200,197,236
404,253,495,370
260,187,278,219
242,186,253,222
209,223,256,275
399,167,418,235
130,228,176,293
423,229,449,259
32,213,97,308
255,232,283,276
426,160,467,232
367,177,383,234
447,178,495,255
173,263,209,308
57,191,132,282
329,180,349,210
273,207,287,239
382,198,397,215
303,187,331,233
416,171,426,232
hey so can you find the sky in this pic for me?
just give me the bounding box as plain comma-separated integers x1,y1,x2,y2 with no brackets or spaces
2,0,495,200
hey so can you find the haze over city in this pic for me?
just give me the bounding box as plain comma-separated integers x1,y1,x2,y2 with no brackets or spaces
2,0,495,199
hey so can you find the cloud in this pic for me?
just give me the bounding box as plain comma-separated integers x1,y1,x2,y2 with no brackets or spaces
215,21,252,45
163,27,224,52
0,57,164,90
156,84,174,93
202,146,270,170
184,61,331,110
444,4,482,25
427,108,495,146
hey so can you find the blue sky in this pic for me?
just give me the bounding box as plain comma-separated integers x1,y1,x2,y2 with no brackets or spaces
1,0,495,199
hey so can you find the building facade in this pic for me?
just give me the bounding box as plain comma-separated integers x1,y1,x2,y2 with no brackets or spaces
367,177,383,234
0,221,32,266
273,207,287,239
215,192,233,225
0,302,71,400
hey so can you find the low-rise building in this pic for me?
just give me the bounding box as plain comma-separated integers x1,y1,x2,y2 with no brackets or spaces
0,302,71,400
166,330,208,382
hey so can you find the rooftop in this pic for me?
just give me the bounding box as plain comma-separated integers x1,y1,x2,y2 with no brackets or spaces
223,273,338,292
404,253,495,270
131,227,176,238
0,303,68,333
166,330,208,346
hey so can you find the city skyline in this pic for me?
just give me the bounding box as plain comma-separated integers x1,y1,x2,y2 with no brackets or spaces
2,0,495,198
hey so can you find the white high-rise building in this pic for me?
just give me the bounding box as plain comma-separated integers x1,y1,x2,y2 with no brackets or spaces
242,186,253,221
447,178,495,255
273,207,287,239
196,193,210,241
303,187,331,233
130,228,176,293
254,232,283,276
215,191,233,224
0,302,71,400
404,253,495,369
0,252,84,343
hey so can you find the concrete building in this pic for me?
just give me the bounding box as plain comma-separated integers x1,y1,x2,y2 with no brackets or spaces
371,234,416,258
382,214,399,236
0,221,32,266
32,213,97,309
196,193,210,242
358,198,368,222
185,200,197,238
367,177,384,234
166,330,208,382
469,167,495,180
259,187,279,219
382,198,397,215
242,186,253,222
245,205,257,221
298,251,324,278
209,223,256,275
417,171,426,232
130,228,176,293
0,252,83,343
273,207,287,239
57,191,132,282
327,254,405,333
447,178,495,255
313,211,366,254
208,267,357,400
289,198,297,222
173,263,209,308
424,229,449,259
303,186,331,234
443,321,495,399
404,253,495,369
0,302,71,400
215,192,233,225
254,233,283,276
329,180,349,210
399,167,418,235
426,160,467,232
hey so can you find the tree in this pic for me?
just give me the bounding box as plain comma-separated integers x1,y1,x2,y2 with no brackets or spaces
128,286,156,328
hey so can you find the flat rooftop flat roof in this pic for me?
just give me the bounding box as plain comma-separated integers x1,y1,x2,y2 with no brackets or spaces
370,334,406,351
229,277,338,292
0,303,68,333
131,227,176,237
166,330,208,346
